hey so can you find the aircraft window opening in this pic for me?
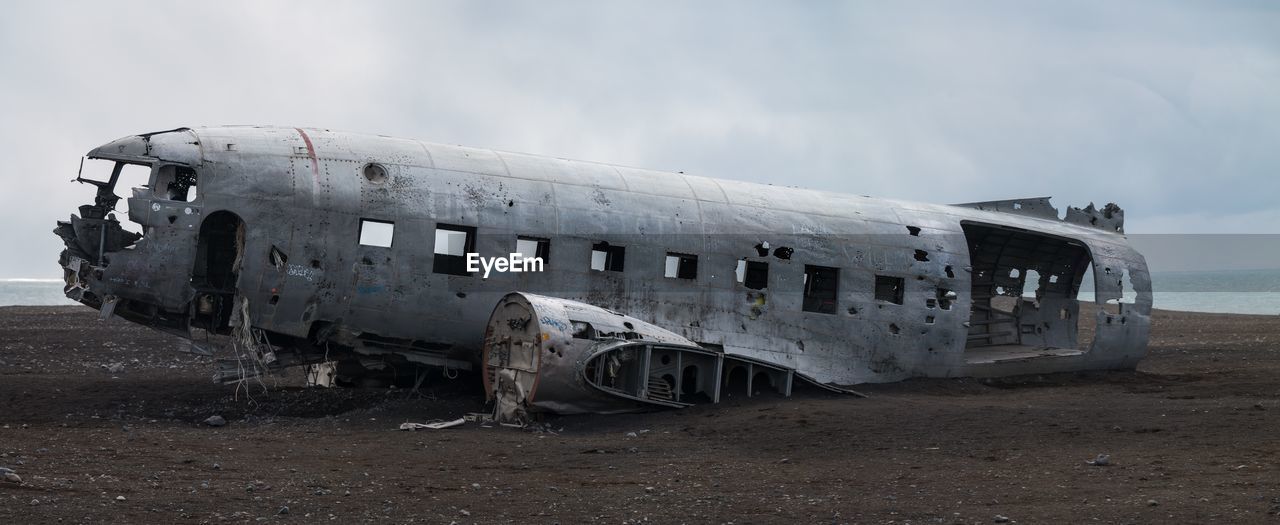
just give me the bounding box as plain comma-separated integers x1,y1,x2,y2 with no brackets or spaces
664,252,698,279
516,236,550,265
73,160,152,241
78,159,152,199
735,259,769,290
590,242,625,272
936,288,955,310
802,265,839,314
154,165,198,202
358,219,395,248
433,223,476,275
875,275,905,305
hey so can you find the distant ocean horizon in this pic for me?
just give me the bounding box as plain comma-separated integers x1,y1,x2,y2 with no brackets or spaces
2,269,1278,315
1099,268,1280,315
0,278,77,307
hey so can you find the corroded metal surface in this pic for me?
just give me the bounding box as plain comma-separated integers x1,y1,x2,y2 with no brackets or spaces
54,126,1152,410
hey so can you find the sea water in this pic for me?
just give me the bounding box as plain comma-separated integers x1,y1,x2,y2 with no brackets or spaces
2,270,1279,314
1091,268,1280,315
0,279,78,306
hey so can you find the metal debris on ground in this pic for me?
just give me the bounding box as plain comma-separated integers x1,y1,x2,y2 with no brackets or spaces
463,412,494,423
399,418,466,430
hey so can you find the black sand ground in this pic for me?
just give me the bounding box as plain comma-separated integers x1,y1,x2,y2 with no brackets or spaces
2,305,1279,524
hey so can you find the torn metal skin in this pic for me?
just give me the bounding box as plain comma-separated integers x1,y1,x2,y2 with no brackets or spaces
56,126,1152,416
482,292,800,417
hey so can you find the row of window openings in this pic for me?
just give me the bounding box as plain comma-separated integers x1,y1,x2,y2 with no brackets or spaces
359,219,696,279
359,219,943,314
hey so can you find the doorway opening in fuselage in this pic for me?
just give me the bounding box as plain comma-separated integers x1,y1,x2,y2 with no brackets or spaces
960,222,1094,362
191,211,244,333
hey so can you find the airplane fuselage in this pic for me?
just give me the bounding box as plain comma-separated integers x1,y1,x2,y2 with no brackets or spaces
57,126,1152,389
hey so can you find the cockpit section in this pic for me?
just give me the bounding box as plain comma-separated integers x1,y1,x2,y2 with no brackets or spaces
60,160,149,255
54,159,152,307
55,137,207,338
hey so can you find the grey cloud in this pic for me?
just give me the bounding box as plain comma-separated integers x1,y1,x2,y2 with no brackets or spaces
1,0,1277,277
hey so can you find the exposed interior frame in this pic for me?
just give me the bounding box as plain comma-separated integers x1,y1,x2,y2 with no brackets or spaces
961,221,1093,353
581,343,792,408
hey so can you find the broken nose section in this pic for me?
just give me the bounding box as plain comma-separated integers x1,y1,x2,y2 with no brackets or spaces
54,207,141,265
56,129,202,317
54,206,142,308
482,293,796,423
55,158,147,309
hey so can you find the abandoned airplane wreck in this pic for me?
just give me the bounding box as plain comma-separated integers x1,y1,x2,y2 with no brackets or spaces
56,126,1152,417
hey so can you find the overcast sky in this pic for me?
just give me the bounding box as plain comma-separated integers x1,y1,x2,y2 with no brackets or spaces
1,1,1277,278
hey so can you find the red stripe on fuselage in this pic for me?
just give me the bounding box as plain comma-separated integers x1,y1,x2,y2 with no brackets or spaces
294,127,320,182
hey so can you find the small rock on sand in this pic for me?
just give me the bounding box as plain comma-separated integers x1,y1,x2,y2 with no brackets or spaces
203,415,227,427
